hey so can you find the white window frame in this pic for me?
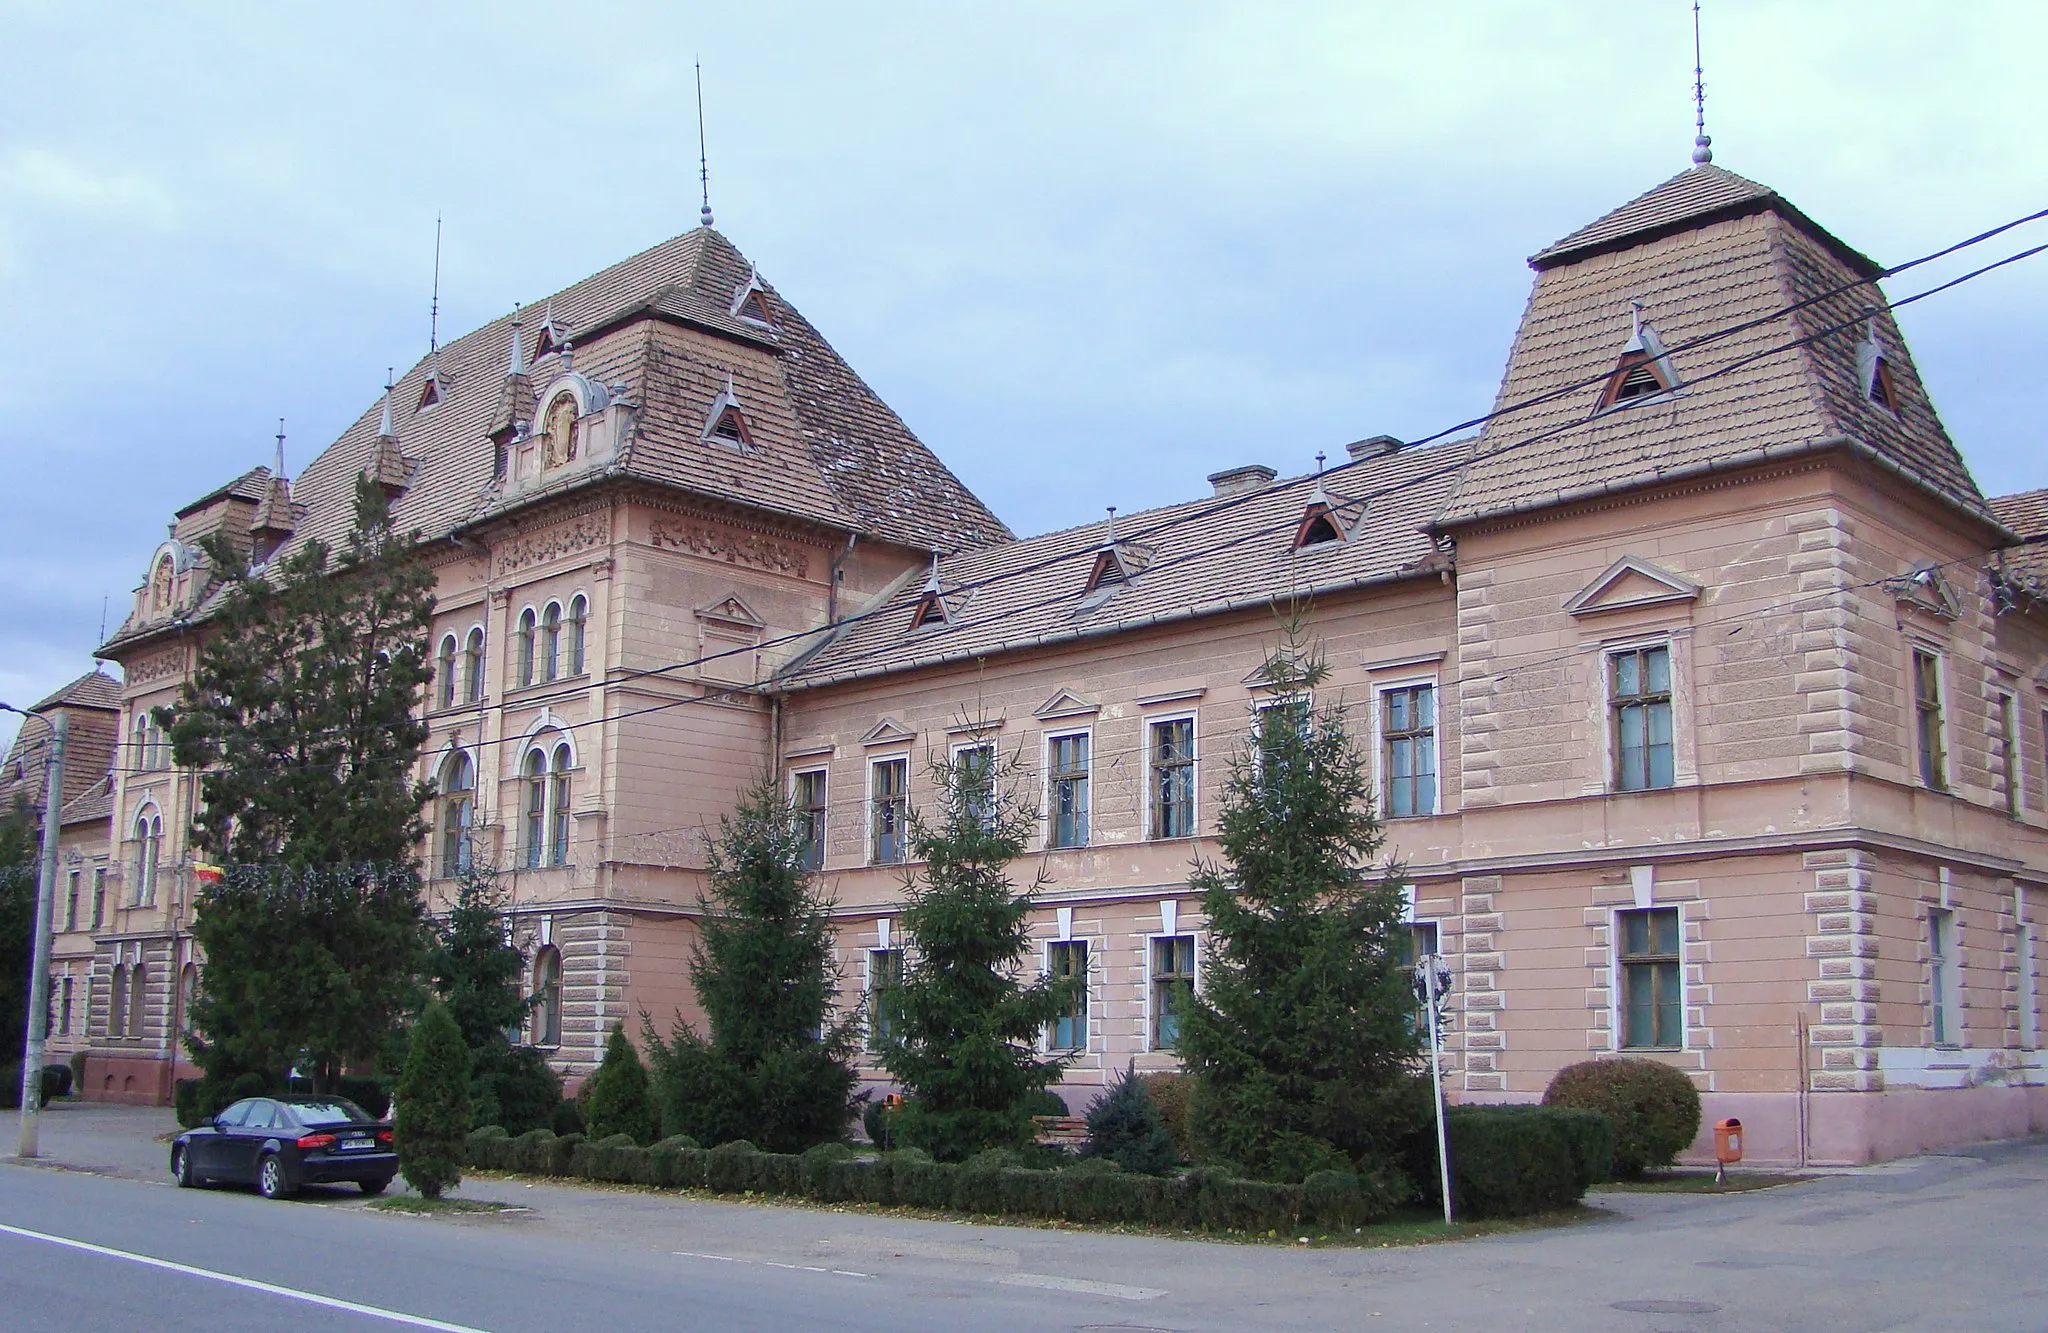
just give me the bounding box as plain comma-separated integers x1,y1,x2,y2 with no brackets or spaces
1043,728,1093,850
1604,638,1678,794
1929,906,1961,1047
790,767,829,869
1910,646,1949,791
462,623,488,704
1143,713,1199,841
1040,934,1091,1053
565,592,590,677
2018,919,2039,1052
436,633,459,709
1996,690,2020,817
1143,929,1199,1052
1373,676,1441,819
1609,904,1686,1052
867,754,910,866
132,804,163,906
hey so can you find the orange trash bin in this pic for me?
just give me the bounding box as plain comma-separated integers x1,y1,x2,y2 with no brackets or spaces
1712,1117,1743,1183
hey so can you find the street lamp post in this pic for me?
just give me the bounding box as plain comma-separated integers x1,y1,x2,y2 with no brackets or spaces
6,703,66,1158
1414,952,1455,1226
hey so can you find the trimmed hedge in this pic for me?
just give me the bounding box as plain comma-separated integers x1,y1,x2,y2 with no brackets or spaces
1445,1105,1605,1219
456,1129,1439,1231
1542,1057,1701,1179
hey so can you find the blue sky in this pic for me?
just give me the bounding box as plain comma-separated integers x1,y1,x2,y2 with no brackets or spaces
3,1,2043,753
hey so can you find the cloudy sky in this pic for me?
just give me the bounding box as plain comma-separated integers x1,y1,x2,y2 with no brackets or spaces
3,1,2043,753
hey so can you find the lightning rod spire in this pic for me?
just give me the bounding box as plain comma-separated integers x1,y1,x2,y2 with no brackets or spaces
696,62,714,228
429,214,443,353
1691,0,1713,166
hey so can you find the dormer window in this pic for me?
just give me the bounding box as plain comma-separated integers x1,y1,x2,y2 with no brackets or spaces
736,289,771,324
703,375,751,450
534,304,564,360
909,590,948,630
1857,324,1900,416
1595,305,1681,412
417,373,443,411
1294,502,1345,550
1085,548,1131,595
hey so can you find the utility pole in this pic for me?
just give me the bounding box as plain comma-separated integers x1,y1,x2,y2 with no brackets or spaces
15,707,66,1157
1415,952,1455,1226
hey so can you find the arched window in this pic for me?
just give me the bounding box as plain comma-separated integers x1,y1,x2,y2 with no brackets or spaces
439,752,475,878
541,602,563,682
523,749,548,870
532,946,562,1048
131,715,148,771
150,554,175,614
568,595,588,676
128,962,147,1039
550,743,573,867
179,962,198,1036
516,609,537,687
463,628,485,703
437,634,457,708
133,811,162,905
109,964,128,1039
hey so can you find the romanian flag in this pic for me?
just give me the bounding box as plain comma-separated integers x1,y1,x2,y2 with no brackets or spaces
193,862,224,885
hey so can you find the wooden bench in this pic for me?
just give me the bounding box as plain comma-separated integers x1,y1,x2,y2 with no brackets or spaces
1031,1115,1089,1149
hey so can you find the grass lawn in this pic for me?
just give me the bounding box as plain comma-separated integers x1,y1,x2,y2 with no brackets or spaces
366,1196,528,1217
1591,1170,1813,1194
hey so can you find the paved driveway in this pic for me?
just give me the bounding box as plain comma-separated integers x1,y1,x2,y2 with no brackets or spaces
9,1100,2047,1330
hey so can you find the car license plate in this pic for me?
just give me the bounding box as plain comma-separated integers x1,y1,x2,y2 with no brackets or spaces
340,1139,375,1150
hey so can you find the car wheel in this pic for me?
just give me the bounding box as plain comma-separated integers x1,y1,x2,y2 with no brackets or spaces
173,1147,196,1188
256,1153,294,1200
359,1176,392,1196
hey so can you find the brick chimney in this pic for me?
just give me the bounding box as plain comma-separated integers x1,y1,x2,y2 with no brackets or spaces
1346,435,1402,462
1207,464,1277,498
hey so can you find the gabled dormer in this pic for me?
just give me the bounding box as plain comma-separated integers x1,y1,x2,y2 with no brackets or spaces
1595,303,1681,411
1291,474,1358,551
704,375,752,449
533,300,565,361
908,551,950,631
731,265,774,328
1856,318,1900,416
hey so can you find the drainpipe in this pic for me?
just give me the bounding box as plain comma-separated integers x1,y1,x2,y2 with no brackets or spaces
826,534,857,625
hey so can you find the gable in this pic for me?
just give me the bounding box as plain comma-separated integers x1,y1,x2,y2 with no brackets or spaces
1564,556,1702,618
1034,687,1101,721
861,717,916,747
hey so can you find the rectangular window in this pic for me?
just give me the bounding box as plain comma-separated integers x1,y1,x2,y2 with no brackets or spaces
1048,939,1088,1050
1930,907,1959,1046
1151,935,1195,1049
1999,692,2021,817
549,770,572,867
2018,922,2039,1051
1618,907,1682,1049
1048,734,1090,849
870,758,908,865
524,769,546,871
1382,684,1438,817
867,948,902,1050
1611,646,1674,792
1149,719,1196,839
91,869,105,929
65,871,80,933
59,976,73,1037
1256,694,1312,782
793,770,827,870
1913,650,1946,789
955,744,995,831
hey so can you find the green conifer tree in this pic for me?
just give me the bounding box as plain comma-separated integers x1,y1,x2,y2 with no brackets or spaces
647,777,856,1152
394,1000,471,1199
167,475,437,1096
881,740,1073,1161
584,1023,656,1144
1176,618,1427,1184
0,800,36,1069
429,864,559,1132
1083,1063,1178,1175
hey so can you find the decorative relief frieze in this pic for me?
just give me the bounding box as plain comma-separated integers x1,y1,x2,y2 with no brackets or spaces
648,518,810,579
126,649,185,685
496,515,610,576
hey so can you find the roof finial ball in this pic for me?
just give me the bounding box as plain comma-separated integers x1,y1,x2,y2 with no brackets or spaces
1689,0,1714,167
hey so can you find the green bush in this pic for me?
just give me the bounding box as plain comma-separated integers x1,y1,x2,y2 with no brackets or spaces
508,1128,556,1175
652,1134,701,1153
173,1078,203,1128
1445,1105,1589,1219
705,1139,762,1193
0,1062,37,1110
1083,1064,1177,1176
549,1098,585,1137
1190,1169,1302,1232
584,1025,657,1145
1139,1073,1193,1164
68,1050,87,1095
394,1001,471,1199
335,1075,389,1119
1542,1058,1700,1178
477,1046,561,1137
861,1096,899,1150
40,1062,72,1098
465,1125,512,1170
573,1133,648,1183
802,1142,853,1196
1300,1168,1403,1229
547,1132,584,1176
1547,1106,1616,1189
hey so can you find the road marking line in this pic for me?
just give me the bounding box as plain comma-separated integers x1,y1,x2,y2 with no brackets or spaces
0,1222,490,1332
996,1272,1167,1301
671,1249,872,1279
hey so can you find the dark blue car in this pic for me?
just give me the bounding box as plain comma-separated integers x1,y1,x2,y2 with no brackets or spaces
172,1095,397,1199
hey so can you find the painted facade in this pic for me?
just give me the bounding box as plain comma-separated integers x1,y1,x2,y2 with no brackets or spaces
68,159,2047,1163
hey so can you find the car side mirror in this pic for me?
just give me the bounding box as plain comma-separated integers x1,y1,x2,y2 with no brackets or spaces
213,1115,233,1131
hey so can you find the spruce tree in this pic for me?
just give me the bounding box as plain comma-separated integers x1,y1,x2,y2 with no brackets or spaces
394,1000,470,1199
429,864,559,1132
167,475,438,1096
1176,623,1427,1184
584,1023,656,1144
1084,1063,1178,1175
881,741,1073,1162
0,800,35,1068
647,777,856,1152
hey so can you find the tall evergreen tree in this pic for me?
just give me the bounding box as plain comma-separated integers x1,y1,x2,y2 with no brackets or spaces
0,800,36,1067
429,863,559,1132
1176,622,1427,1184
167,475,438,1095
647,777,856,1152
881,741,1073,1162
584,1023,656,1145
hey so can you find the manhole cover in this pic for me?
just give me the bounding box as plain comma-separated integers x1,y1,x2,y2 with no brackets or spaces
1611,1299,1723,1314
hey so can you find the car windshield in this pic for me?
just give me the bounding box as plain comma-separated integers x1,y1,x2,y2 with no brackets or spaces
287,1099,372,1127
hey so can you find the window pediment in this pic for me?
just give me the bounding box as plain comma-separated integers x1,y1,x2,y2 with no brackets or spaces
1564,556,1702,618
1034,687,1100,721
861,717,916,747
696,593,766,630
1889,562,1962,621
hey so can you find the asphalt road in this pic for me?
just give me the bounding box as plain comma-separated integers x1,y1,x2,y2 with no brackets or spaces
5,1106,2048,1331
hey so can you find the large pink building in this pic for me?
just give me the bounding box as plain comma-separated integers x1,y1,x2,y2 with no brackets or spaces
74,156,2047,1165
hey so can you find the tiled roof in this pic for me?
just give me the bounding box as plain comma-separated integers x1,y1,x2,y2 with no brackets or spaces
60,776,114,828
107,227,1010,655
776,440,1467,691
0,672,122,820
30,671,122,713
1530,164,1878,277
1991,488,2048,584
1440,176,1991,529
175,466,273,519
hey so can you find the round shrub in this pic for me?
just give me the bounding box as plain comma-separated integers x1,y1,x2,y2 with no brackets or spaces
861,1096,899,1150
1139,1073,1192,1164
1542,1057,1701,1178
549,1098,585,1137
